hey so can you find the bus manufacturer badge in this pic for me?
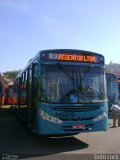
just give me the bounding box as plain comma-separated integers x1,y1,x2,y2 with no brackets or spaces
70,94,78,103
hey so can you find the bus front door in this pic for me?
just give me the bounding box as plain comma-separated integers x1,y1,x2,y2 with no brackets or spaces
27,63,38,133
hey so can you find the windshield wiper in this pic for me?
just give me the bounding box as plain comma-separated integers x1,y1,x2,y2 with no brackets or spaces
57,63,73,80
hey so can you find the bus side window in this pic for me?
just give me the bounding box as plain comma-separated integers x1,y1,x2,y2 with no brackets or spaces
33,64,38,89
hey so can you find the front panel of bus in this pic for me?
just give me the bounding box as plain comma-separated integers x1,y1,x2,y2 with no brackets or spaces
35,50,108,136
4,86,14,105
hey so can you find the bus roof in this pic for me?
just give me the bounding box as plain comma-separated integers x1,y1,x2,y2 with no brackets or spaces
106,72,117,79
16,49,104,79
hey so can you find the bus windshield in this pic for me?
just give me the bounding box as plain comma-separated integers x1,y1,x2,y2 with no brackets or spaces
39,65,106,103
8,88,14,98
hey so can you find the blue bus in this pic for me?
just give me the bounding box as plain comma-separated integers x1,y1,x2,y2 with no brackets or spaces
106,73,119,118
15,49,108,136
117,77,120,97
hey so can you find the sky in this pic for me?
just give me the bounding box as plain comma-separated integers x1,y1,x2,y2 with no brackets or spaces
0,0,120,72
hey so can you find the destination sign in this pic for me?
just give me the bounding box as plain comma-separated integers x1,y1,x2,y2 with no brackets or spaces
41,52,104,64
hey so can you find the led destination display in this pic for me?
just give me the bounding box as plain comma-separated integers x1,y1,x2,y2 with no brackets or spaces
41,52,104,64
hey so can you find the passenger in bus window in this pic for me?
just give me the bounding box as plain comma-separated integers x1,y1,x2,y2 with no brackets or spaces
111,104,120,127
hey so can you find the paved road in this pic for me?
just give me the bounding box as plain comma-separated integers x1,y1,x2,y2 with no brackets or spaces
0,117,120,160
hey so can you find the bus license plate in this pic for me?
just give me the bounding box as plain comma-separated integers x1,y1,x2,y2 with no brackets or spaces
72,124,85,129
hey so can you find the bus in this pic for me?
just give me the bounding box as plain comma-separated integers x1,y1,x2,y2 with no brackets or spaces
106,73,119,118
4,85,14,105
0,82,3,106
14,86,26,105
117,77,120,97
14,49,108,136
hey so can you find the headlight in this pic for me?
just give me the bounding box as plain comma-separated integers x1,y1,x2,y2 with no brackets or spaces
93,112,108,122
39,109,63,124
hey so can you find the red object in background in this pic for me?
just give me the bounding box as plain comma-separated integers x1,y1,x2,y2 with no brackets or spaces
4,85,14,105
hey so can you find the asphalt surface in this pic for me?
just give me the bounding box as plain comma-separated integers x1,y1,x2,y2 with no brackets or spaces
0,116,120,160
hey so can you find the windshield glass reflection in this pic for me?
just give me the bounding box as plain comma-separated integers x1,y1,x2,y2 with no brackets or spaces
38,65,107,103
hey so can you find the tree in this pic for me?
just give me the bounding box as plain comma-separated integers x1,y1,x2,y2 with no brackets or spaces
2,70,21,81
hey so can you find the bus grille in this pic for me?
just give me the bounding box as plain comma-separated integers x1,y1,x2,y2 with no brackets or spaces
59,116,95,121
52,105,100,112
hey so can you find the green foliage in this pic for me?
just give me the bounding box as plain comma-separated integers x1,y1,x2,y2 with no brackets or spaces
3,70,21,81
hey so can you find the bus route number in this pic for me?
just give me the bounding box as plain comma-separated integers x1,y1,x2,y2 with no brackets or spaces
55,111,76,119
